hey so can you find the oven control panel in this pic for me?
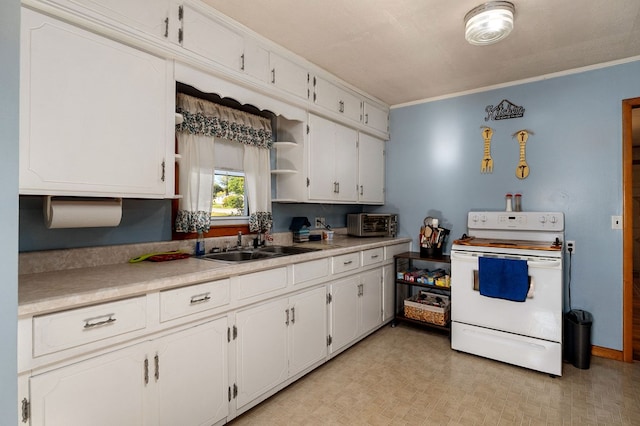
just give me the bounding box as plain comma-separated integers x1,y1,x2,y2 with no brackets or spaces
468,211,564,231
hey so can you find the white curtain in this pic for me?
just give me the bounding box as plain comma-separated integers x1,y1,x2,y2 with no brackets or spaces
174,132,215,232
244,144,272,232
175,92,273,233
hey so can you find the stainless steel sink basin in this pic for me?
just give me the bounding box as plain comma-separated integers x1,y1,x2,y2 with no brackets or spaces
199,250,274,263
198,245,321,263
258,245,321,255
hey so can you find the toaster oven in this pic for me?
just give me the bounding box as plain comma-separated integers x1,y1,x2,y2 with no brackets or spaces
347,213,398,237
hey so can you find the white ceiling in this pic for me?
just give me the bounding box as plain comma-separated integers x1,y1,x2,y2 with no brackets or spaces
203,0,640,107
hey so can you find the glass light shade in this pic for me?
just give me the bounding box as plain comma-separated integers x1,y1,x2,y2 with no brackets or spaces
465,2,515,45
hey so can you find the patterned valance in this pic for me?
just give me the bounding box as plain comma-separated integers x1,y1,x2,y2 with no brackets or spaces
176,93,273,149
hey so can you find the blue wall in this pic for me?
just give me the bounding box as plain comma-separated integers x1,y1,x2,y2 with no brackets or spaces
1,0,20,423
386,60,640,351
18,198,362,251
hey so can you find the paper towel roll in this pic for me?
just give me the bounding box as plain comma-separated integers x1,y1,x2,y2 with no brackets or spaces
44,197,123,229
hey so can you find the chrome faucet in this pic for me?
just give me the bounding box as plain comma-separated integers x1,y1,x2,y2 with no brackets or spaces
237,231,243,249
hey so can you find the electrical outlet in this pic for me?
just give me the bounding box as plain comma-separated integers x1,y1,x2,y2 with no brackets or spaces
566,240,575,254
612,215,623,229
315,217,325,229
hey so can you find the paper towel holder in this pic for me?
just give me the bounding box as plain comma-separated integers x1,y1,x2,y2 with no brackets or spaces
43,196,123,229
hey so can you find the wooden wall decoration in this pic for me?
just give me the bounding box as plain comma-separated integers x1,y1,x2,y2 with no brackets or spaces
513,129,533,179
480,126,494,173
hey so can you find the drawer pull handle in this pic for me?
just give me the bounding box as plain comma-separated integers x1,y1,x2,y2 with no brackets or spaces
83,314,116,329
343,260,353,265
371,254,379,259
190,293,212,305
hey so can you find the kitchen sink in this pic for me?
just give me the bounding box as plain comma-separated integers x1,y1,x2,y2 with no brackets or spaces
198,245,321,263
258,245,321,255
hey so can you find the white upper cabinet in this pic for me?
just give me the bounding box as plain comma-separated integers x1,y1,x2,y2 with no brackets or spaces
20,8,174,198
49,0,175,41
242,37,270,83
358,133,385,204
363,101,389,134
180,3,245,72
313,76,362,123
308,114,358,203
269,52,310,100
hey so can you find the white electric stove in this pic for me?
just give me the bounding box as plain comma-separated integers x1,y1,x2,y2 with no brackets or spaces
450,211,564,376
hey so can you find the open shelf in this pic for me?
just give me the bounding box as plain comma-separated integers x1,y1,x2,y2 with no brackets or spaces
392,251,451,334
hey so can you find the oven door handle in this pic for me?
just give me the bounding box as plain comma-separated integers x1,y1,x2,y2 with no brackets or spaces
526,259,562,269
450,252,478,261
452,252,561,268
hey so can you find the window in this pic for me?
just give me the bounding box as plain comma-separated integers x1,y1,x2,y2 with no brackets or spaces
213,170,248,221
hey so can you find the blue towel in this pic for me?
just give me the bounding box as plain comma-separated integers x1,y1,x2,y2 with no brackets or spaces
478,257,529,302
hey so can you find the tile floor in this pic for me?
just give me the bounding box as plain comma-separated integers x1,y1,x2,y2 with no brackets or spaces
229,324,640,425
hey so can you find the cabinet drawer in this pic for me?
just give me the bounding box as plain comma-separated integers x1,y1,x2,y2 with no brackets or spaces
236,267,287,300
293,258,330,285
33,297,146,357
160,279,230,322
332,252,361,274
362,248,384,266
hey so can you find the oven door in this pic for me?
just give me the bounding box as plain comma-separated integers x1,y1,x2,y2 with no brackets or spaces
451,250,562,342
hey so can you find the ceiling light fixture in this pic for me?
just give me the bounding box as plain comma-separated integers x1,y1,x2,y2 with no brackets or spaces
464,1,515,46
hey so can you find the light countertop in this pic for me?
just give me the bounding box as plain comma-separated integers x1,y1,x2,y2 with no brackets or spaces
19,236,411,317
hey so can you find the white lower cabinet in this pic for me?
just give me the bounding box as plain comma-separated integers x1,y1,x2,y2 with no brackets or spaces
22,246,405,424
383,264,396,323
330,268,383,354
288,287,329,376
29,342,147,426
28,317,228,426
155,318,228,426
234,286,327,410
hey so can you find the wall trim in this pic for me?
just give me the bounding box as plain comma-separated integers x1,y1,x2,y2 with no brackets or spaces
391,55,640,109
592,345,624,362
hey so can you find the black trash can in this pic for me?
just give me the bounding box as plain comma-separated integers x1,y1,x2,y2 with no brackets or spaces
564,309,593,369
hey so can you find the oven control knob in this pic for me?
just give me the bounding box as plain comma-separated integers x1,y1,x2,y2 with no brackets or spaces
480,215,487,223
539,216,547,223
471,214,479,223
549,215,557,224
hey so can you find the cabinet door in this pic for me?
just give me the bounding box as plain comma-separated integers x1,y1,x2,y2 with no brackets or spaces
358,133,385,204
156,318,228,426
289,287,328,376
269,52,309,99
363,101,389,134
20,9,172,198
382,265,395,323
313,76,362,123
235,298,289,408
360,269,383,334
308,114,337,201
29,344,148,426
330,276,360,353
181,3,244,71
333,123,358,202
243,38,269,82
54,0,172,40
